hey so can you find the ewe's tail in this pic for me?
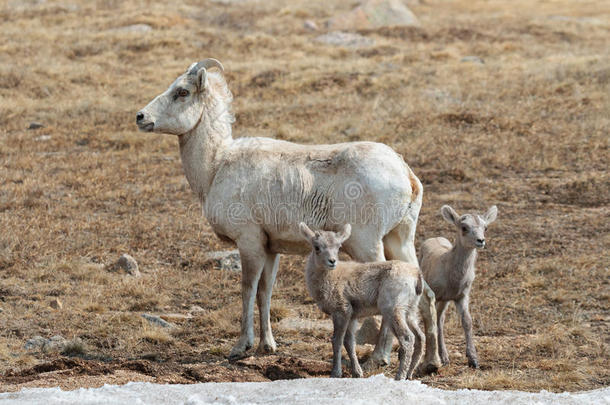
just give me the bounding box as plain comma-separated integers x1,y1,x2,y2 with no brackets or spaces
415,270,423,296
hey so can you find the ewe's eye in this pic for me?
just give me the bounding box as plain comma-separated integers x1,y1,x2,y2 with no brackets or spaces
175,88,189,99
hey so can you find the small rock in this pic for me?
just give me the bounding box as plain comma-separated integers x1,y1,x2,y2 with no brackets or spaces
25,335,67,352
49,298,63,310
24,336,47,350
304,20,318,31
117,253,140,277
326,0,419,31
142,313,174,328
28,122,44,130
277,317,333,333
315,31,375,48
159,313,193,324
205,250,241,272
190,305,205,313
461,56,485,64
35,135,51,142
110,24,152,34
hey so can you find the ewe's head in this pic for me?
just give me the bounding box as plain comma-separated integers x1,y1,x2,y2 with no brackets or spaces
299,222,351,270
441,205,497,249
136,58,229,135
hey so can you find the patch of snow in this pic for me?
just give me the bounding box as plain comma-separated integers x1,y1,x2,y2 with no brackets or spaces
1,375,608,405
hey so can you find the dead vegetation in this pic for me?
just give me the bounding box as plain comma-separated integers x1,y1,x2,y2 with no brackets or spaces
0,0,609,393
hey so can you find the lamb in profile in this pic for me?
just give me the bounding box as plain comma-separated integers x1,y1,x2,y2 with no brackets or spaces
299,222,424,380
419,205,498,369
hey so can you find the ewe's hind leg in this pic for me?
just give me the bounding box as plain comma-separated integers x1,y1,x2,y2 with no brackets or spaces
256,253,279,354
406,315,424,379
229,239,266,361
384,225,442,375
390,309,414,381
344,318,362,378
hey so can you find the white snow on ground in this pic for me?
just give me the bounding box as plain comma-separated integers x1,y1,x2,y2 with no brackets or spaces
1,375,609,405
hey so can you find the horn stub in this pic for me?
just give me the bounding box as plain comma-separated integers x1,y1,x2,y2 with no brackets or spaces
189,58,224,75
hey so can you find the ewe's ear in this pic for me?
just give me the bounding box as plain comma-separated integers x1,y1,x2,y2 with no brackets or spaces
484,205,498,224
299,222,316,242
441,205,460,226
196,67,209,92
338,224,351,243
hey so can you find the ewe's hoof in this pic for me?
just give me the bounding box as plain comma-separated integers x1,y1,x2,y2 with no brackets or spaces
228,342,252,362
256,342,277,355
468,359,480,369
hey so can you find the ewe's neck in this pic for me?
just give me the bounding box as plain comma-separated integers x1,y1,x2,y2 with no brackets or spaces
178,106,232,202
448,239,477,277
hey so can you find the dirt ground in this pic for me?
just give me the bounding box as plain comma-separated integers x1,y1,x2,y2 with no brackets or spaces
1,0,609,393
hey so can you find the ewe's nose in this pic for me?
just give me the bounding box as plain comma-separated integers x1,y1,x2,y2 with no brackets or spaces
136,112,144,122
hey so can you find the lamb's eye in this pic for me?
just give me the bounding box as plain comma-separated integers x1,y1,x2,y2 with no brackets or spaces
177,89,189,98
462,226,468,233
314,246,320,253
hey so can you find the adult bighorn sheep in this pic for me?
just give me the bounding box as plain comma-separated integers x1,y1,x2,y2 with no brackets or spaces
136,59,441,372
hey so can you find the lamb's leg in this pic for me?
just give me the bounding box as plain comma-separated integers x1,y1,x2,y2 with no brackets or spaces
383,227,442,375
331,312,350,378
418,282,441,374
456,296,479,368
256,253,279,354
436,300,450,365
391,309,414,381
344,318,362,378
229,241,266,361
406,314,424,379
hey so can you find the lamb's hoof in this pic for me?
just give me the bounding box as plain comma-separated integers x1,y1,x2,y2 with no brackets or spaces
330,371,343,378
468,359,480,369
351,367,363,378
361,356,388,373
418,362,439,375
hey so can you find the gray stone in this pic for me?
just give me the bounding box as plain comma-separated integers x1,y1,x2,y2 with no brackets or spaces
141,313,174,329
315,31,375,48
327,0,419,31
205,250,241,272
304,20,319,31
461,56,485,64
25,335,67,352
277,317,333,333
28,122,44,130
110,24,152,34
117,253,140,277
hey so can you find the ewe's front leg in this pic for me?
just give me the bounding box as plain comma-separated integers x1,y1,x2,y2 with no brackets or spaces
456,296,479,368
331,312,350,378
256,253,279,354
418,281,442,374
229,244,266,361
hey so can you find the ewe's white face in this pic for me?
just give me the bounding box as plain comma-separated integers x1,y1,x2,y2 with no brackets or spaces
137,60,224,135
137,71,203,135
299,223,352,270
441,205,497,249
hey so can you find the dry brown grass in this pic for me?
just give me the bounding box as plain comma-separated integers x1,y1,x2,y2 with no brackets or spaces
1,0,609,393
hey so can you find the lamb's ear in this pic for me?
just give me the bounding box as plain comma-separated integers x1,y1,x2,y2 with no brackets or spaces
338,224,351,243
484,205,498,224
441,205,460,226
299,222,316,242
